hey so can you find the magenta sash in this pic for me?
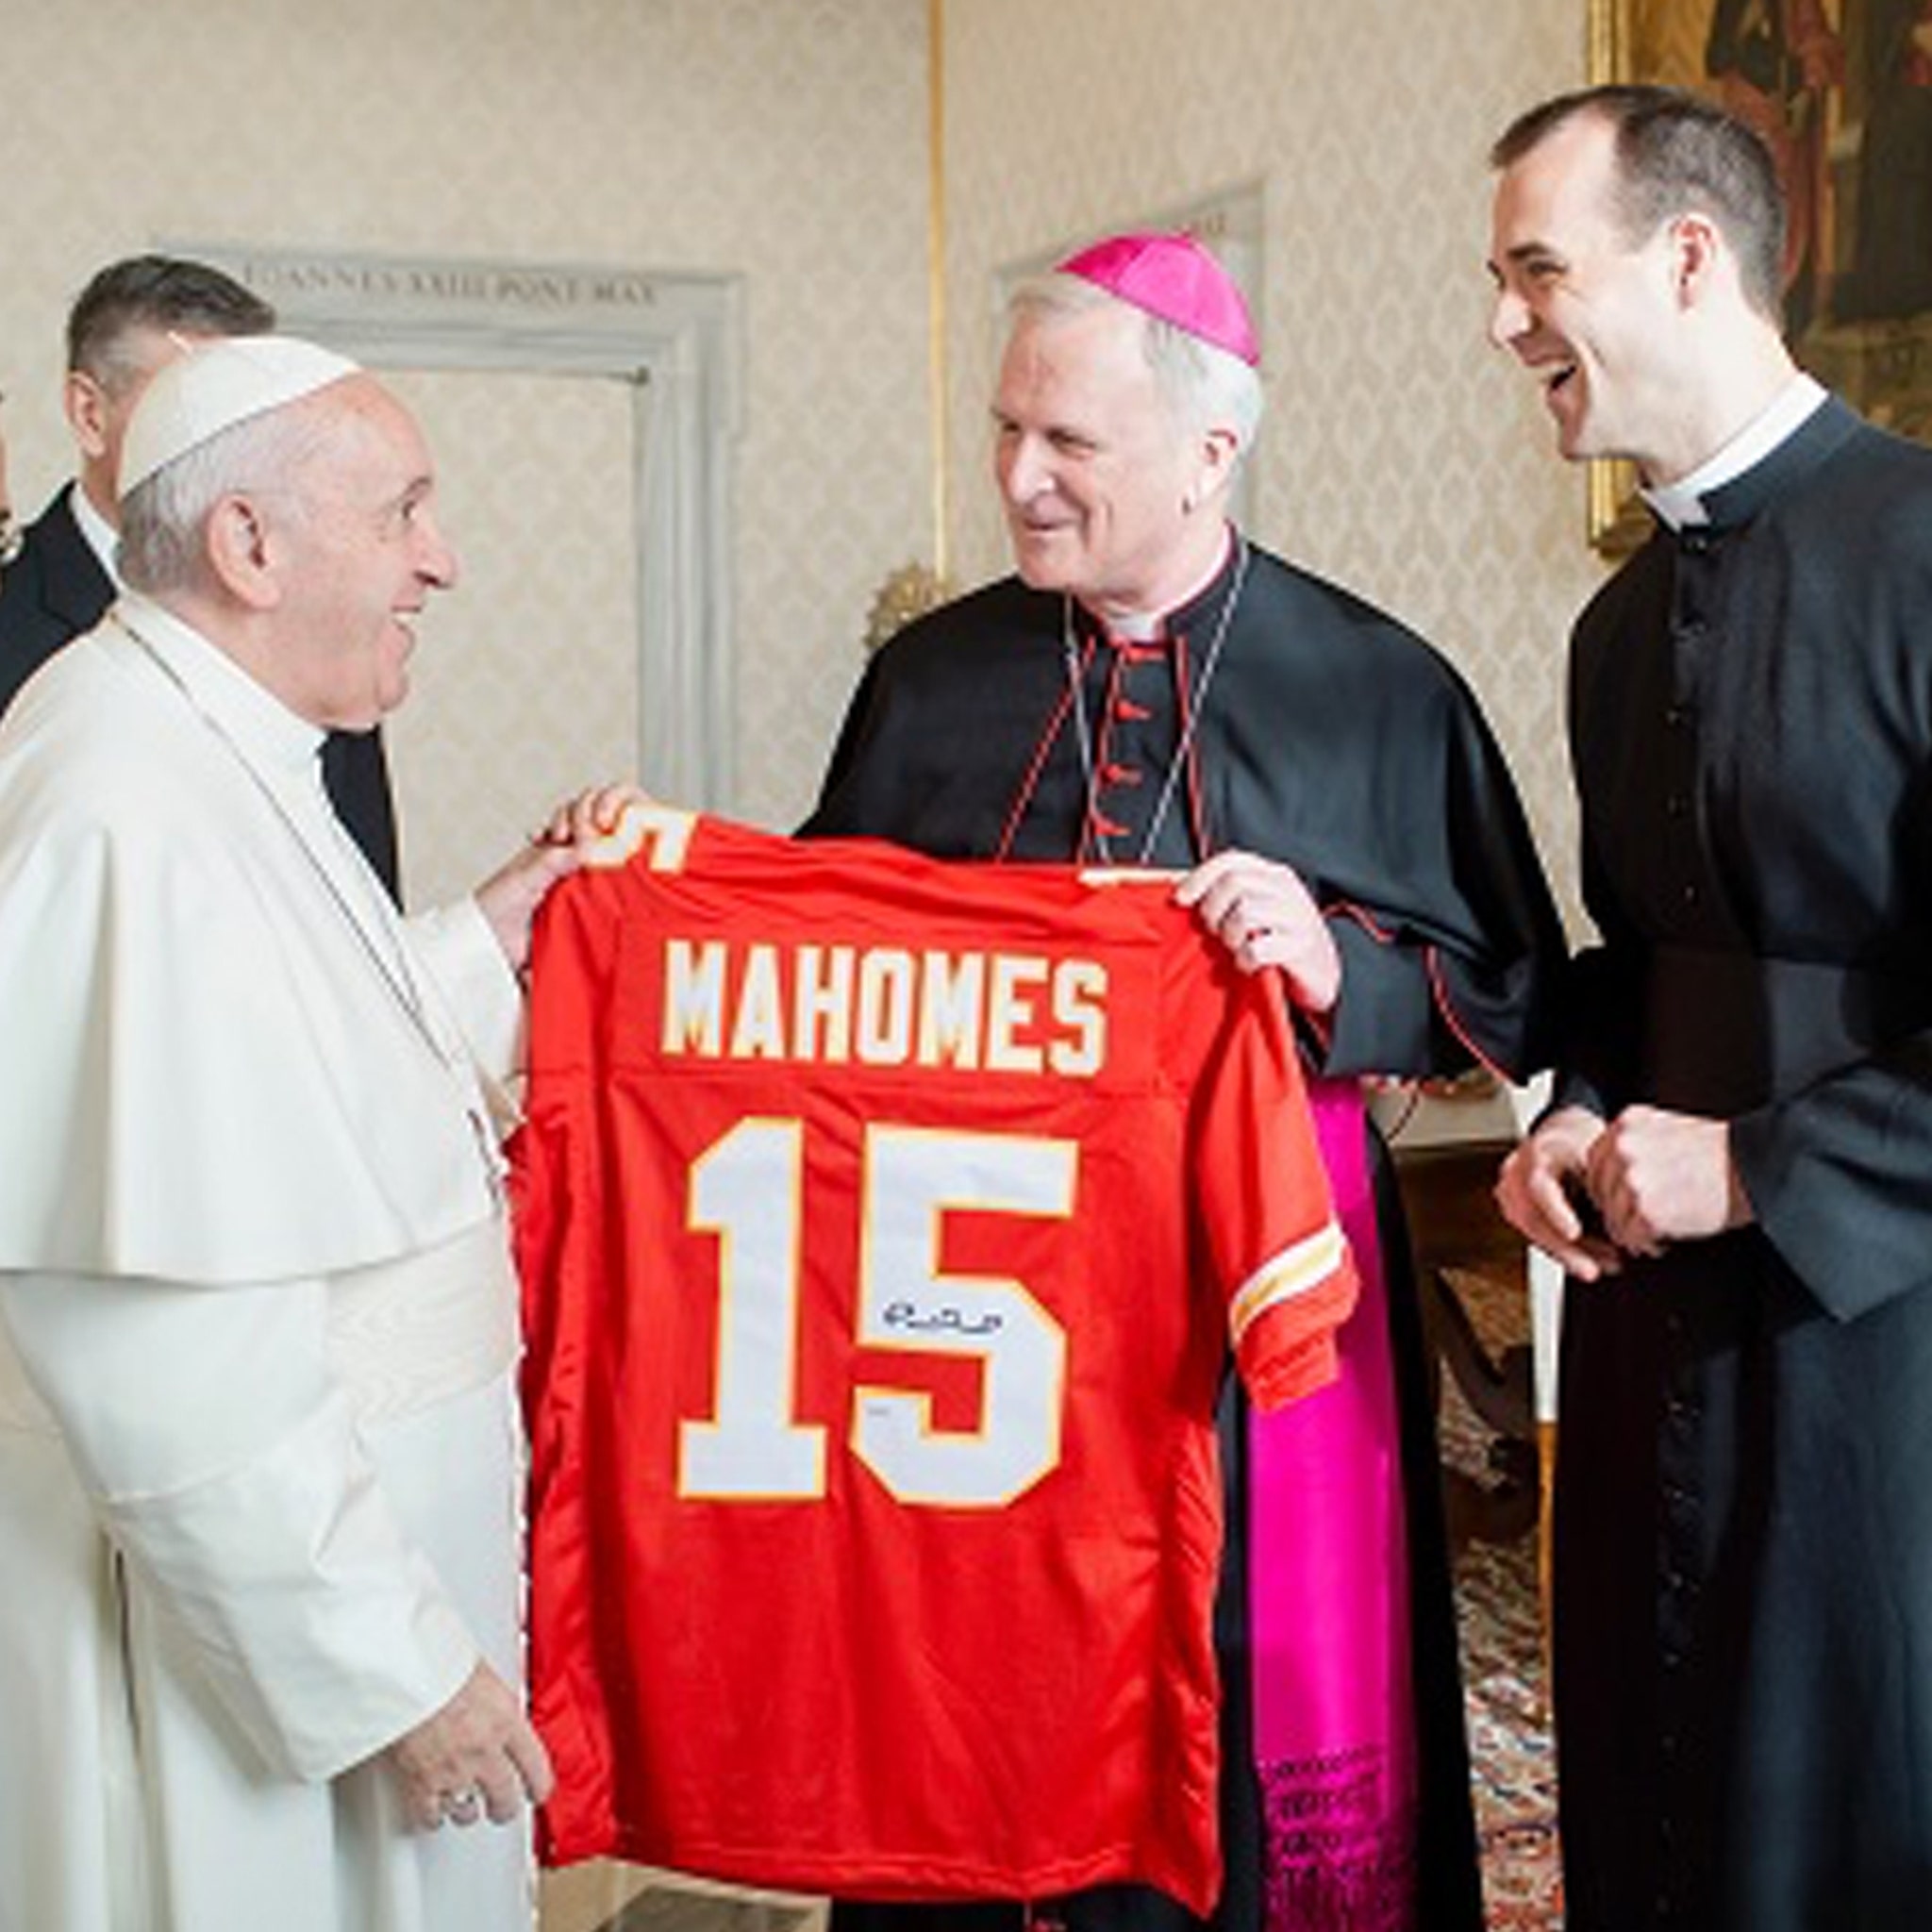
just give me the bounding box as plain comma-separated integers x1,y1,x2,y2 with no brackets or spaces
1249,1079,1418,1931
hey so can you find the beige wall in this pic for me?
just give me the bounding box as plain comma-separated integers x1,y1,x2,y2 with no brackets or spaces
0,0,1602,916
940,0,1607,924
0,0,934,892
0,3,1600,1919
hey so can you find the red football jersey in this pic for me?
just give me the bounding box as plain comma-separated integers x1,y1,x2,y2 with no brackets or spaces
514,807,1357,1911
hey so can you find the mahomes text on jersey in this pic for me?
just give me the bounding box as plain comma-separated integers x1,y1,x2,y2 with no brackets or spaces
658,936,1109,1077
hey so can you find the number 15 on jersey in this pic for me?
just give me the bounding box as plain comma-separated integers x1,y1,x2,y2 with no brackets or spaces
678,1117,1076,1511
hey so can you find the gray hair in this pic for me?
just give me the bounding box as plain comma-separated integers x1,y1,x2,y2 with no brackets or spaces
119,400,336,597
1008,270,1265,462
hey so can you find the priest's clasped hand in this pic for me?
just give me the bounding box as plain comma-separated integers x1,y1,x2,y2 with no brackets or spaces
1495,1105,1623,1282
1582,1105,1754,1257
1497,1102,1753,1277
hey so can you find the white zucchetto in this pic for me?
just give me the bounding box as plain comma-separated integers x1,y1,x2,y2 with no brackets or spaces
119,334,362,499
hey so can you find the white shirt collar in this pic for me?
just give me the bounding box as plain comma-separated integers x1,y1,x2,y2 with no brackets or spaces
112,591,326,781
1083,525,1236,641
1641,374,1828,530
70,483,123,587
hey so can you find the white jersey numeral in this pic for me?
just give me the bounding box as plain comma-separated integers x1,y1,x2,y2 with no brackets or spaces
680,1119,827,1499
676,1118,1074,1508
854,1124,1073,1507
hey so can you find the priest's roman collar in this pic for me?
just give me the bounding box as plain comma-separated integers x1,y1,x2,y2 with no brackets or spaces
112,591,327,781
1073,523,1238,644
1641,374,1828,532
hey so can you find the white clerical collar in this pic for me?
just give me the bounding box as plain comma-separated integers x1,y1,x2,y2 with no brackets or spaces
1084,525,1236,641
1641,374,1828,531
114,591,326,780
71,482,124,588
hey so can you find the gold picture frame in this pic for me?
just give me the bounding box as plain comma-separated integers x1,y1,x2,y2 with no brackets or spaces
1586,0,1649,556
1589,0,1932,555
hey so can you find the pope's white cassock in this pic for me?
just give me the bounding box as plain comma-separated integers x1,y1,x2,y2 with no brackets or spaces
0,592,535,1932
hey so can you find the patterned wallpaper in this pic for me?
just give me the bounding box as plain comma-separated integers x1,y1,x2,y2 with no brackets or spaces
0,20,1599,1924
380,366,642,905
0,0,934,897
0,0,1599,920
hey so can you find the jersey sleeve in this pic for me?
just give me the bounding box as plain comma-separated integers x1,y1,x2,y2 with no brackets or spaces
1192,968,1359,1411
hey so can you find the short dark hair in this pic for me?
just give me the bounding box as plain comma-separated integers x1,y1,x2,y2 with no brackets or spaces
1491,84,1786,320
66,255,276,392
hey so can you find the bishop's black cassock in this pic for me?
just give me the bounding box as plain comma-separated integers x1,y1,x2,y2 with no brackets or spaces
807,536,1565,1932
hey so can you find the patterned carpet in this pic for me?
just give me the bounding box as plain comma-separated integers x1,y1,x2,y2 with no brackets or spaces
1438,1273,1564,1932
1456,1521,1562,1929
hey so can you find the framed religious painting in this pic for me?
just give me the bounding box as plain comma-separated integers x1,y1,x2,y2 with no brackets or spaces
1587,0,1932,555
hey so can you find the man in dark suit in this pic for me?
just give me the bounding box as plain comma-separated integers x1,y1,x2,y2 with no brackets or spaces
0,254,402,898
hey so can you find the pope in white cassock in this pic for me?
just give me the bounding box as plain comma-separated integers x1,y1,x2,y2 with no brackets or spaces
0,335,621,1932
